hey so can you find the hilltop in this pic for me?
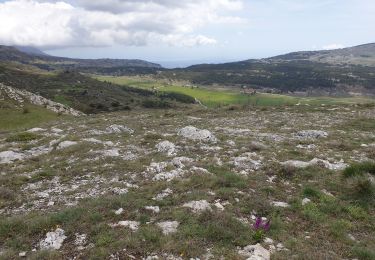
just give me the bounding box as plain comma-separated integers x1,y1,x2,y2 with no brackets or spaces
270,43,375,66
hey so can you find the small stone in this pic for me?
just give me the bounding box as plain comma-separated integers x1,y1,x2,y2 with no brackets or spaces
115,208,124,215
302,198,312,206
264,237,274,244
106,125,134,134
145,206,160,214
214,202,225,211
271,201,290,208
56,141,78,150
19,252,27,257
111,221,140,231
348,234,356,241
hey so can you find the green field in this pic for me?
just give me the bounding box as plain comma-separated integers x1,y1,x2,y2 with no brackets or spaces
0,105,60,131
97,76,375,107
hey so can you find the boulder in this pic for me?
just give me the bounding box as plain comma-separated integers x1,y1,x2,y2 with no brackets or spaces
238,244,271,260
295,130,328,139
0,151,24,164
157,221,179,235
106,125,134,134
156,141,176,156
183,200,212,213
39,228,67,250
56,141,78,150
178,126,217,142
281,158,347,170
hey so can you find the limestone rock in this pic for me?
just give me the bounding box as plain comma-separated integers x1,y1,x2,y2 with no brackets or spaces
0,151,25,164
156,141,176,156
56,141,78,150
295,130,328,139
106,125,134,134
183,200,212,213
271,201,290,208
39,228,67,250
157,221,179,235
238,244,270,260
178,126,217,142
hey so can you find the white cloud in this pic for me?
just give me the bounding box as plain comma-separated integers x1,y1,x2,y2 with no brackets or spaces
322,43,345,50
0,0,244,49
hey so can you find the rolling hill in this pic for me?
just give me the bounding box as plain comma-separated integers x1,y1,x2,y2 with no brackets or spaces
270,43,375,66
157,43,375,95
0,63,193,114
0,45,162,74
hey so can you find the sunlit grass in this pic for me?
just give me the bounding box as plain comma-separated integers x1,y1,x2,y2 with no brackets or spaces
96,75,375,108
0,105,60,131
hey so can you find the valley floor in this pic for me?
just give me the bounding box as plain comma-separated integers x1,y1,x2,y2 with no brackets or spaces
0,104,375,259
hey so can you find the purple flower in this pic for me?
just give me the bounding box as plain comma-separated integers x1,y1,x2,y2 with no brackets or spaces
263,220,271,231
253,217,262,230
252,217,271,232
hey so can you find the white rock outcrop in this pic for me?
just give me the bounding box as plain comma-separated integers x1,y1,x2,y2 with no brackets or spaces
295,130,328,139
178,126,217,142
106,125,134,134
153,188,173,201
56,141,78,150
145,206,160,214
183,200,212,213
157,221,179,235
281,158,347,170
0,84,83,116
111,221,140,231
302,198,312,206
39,228,67,250
271,201,290,208
156,141,176,156
0,151,25,164
238,244,270,260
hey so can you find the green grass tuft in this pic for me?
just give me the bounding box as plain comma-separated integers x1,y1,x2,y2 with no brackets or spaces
343,161,375,178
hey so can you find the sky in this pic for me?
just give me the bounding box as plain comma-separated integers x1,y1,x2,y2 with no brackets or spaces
0,0,374,67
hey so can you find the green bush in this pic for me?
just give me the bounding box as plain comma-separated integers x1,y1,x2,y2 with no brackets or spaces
6,132,41,142
142,99,171,108
160,91,196,104
343,162,375,178
352,246,375,260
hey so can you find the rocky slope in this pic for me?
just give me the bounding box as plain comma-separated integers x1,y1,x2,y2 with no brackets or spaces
0,104,374,259
0,84,83,116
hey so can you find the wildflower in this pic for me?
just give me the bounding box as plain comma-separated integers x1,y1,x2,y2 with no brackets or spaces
252,217,271,242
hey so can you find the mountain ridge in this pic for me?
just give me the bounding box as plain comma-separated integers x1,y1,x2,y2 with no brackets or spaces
0,45,163,73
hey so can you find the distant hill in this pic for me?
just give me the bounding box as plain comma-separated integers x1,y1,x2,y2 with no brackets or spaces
270,43,375,66
157,43,375,95
0,45,163,74
14,46,50,56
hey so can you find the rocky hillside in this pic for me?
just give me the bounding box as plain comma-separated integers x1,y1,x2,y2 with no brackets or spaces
0,83,83,116
158,43,375,95
271,43,375,66
0,104,374,259
0,64,192,114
